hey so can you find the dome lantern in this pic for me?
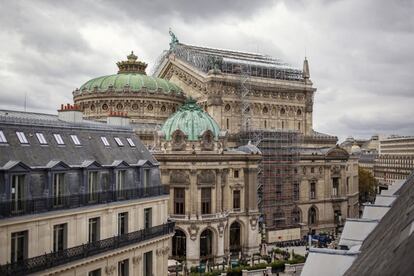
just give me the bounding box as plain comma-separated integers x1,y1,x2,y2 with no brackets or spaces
116,51,148,74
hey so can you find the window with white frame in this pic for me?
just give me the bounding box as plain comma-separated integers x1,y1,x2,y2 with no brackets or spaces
53,134,64,145
126,138,135,147
36,133,47,144
114,137,124,146
70,135,81,145
0,130,7,143
101,137,110,146
16,132,28,144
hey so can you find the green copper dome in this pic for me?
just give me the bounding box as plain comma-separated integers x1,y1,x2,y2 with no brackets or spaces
78,51,182,94
162,99,221,141
79,74,182,94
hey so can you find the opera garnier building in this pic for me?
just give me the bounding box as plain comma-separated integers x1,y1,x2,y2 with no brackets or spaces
0,31,360,272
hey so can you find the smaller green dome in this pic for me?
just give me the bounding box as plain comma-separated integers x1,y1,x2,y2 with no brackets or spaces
162,99,221,141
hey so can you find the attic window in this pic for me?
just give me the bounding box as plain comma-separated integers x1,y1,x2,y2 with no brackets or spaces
0,130,7,143
126,138,135,147
16,131,29,144
53,134,65,145
36,133,47,145
70,135,81,145
114,137,124,146
101,137,110,146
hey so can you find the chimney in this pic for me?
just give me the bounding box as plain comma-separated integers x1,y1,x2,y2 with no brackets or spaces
58,104,83,123
106,111,130,127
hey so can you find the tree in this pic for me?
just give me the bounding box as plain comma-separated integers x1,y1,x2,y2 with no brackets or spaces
359,167,378,203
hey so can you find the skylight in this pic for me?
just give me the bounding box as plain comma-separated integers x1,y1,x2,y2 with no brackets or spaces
36,133,47,145
16,131,29,144
54,134,65,145
0,130,7,143
114,137,124,146
126,138,135,147
70,135,81,145
101,137,110,146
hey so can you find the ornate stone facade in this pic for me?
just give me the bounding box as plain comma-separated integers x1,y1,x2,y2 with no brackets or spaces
154,100,261,266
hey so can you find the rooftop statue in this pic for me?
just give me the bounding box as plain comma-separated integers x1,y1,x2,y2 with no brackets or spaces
169,28,179,49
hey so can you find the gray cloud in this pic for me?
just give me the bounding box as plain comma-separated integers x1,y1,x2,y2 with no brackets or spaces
0,0,413,142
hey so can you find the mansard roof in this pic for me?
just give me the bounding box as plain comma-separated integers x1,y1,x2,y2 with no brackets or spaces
0,110,156,168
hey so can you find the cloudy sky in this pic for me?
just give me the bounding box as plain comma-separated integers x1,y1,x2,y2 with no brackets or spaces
0,0,413,141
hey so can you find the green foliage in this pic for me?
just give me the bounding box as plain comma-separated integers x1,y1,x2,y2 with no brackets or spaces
359,167,378,203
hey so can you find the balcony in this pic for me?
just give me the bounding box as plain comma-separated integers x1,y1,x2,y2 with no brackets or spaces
0,222,175,276
0,186,168,218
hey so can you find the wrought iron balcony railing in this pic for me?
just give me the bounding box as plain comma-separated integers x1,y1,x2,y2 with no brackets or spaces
0,222,175,276
0,185,168,218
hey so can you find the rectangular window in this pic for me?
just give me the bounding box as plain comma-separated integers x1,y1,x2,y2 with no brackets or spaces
293,182,300,201
116,170,126,198
88,269,101,276
233,170,239,178
118,212,128,235
16,131,28,144
53,223,67,252
88,171,98,202
174,188,185,215
310,182,316,199
333,177,339,197
53,134,64,145
11,230,28,263
35,133,47,144
114,137,124,146
101,137,110,146
143,169,150,188
201,187,212,214
143,251,153,276
53,173,65,207
70,135,81,145
144,208,152,229
88,217,100,243
126,138,135,147
0,130,7,143
233,190,241,210
11,175,25,213
118,259,129,276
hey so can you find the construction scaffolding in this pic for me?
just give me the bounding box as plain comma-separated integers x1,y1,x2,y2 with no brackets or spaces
240,130,302,231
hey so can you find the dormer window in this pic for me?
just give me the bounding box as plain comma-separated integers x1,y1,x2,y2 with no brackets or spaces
70,135,81,145
114,137,124,146
53,134,64,145
101,137,110,146
0,130,7,143
126,138,135,147
16,132,29,144
36,133,47,145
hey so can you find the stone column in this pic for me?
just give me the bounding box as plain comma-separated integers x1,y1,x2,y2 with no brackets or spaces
190,169,198,218
216,169,222,212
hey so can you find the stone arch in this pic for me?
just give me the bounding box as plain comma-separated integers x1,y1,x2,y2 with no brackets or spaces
229,221,242,254
172,227,187,260
199,227,217,260
308,205,318,225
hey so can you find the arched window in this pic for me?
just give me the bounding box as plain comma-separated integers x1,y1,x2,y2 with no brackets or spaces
280,108,286,115
229,221,241,254
225,104,231,112
297,109,302,116
172,229,186,259
308,206,317,225
200,229,213,258
263,106,268,114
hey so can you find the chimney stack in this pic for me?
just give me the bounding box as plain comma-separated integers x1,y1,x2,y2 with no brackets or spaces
57,103,83,123
107,111,130,127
